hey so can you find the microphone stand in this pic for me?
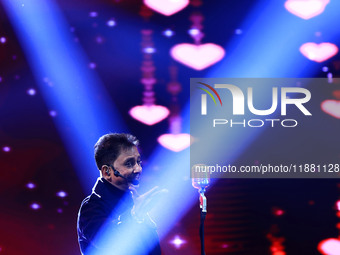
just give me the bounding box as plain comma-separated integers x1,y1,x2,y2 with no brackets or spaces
199,187,207,255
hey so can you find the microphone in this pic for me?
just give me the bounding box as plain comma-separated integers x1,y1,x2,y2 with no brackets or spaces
111,166,140,185
191,164,209,213
191,164,210,190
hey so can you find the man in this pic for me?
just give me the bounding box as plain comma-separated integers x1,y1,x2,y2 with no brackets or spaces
77,133,162,255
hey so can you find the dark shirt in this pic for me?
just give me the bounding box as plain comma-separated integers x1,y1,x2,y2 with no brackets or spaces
77,178,161,255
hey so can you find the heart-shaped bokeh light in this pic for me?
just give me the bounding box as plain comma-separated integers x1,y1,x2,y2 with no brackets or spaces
284,0,330,20
318,238,340,255
170,43,225,71
157,133,191,152
321,100,340,119
129,105,170,125
144,0,189,16
300,42,338,63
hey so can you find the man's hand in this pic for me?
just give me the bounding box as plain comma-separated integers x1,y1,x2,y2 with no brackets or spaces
129,186,167,222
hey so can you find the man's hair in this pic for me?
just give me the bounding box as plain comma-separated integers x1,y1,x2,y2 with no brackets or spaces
94,133,139,170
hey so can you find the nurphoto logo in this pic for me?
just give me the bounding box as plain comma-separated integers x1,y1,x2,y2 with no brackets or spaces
196,81,312,128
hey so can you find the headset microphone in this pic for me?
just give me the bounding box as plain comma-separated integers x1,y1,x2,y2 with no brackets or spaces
109,165,139,185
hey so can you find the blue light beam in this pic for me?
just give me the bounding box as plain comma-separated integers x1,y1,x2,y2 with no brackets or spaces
2,0,126,191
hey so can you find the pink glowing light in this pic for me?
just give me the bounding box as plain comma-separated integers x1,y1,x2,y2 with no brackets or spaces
89,11,98,17
89,62,97,69
336,200,340,211
284,0,330,20
274,209,285,216
328,72,333,83
56,190,68,198
273,252,286,255
144,0,189,16
300,42,338,63
27,88,36,96
169,235,186,249
143,47,156,54
30,202,41,210
318,238,340,255
129,105,169,126
188,28,200,36
49,110,57,117
26,182,36,189
2,146,10,152
163,29,174,37
107,19,116,27
157,133,191,152
170,43,225,71
321,100,340,119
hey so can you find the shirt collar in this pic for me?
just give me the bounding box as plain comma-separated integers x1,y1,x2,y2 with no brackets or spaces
92,177,133,210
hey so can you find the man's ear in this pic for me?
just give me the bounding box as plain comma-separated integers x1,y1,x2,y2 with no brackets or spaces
101,165,111,179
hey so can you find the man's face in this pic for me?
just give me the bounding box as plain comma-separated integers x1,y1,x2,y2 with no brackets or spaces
110,146,142,190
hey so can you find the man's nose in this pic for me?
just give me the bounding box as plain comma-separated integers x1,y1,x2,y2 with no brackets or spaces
133,164,142,173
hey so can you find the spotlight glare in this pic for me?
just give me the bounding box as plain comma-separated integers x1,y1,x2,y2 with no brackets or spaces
318,238,340,255
274,209,284,216
2,146,11,152
27,88,36,96
107,19,116,27
163,29,174,37
26,182,36,189
56,190,68,198
143,47,156,54
30,202,41,210
170,235,186,249
336,200,340,211
89,62,97,69
89,11,98,18
188,28,200,36
235,29,243,35
49,110,57,117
